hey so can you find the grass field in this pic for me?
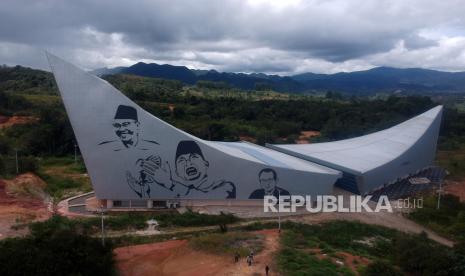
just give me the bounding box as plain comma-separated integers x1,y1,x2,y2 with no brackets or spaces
277,221,464,276
436,146,465,180
36,157,91,199
190,231,263,257
409,194,465,241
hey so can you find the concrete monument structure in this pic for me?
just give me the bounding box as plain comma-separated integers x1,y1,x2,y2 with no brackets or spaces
267,106,443,195
46,53,442,209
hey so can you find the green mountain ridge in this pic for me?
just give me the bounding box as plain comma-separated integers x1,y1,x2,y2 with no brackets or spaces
92,63,465,94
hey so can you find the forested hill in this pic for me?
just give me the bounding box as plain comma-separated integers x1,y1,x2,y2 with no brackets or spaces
0,65,57,94
95,62,302,93
93,63,465,94
1,64,465,178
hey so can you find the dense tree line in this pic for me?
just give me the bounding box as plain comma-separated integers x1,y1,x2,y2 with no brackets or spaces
0,65,57,95
0,98,74,156
0,215,114,276
1,64,465,276
0,67,464,168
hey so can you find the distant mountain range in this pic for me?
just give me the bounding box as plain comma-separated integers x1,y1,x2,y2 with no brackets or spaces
92,63,465,94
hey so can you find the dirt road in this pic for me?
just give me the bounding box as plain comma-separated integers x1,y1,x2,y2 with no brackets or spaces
116,239,235,276
223,229,280,276
114,229,281,276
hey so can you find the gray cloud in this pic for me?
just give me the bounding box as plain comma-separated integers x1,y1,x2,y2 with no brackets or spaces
1,0,465,74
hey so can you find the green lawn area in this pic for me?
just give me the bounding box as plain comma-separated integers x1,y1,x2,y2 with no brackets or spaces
436,146,465,180
36,156,92,199
26,211,240,236
190,231,263,257
409,194,465,241
278,221,465,276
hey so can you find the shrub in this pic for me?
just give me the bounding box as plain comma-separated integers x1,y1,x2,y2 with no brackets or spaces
190,231,263,256
39,173,81,198
18,156,38,173
1,215,114,276
393,233,462,275
155,211,239,227
241,221,277,231
361,260,401,276
0,155,38,176
278,247,354,276
278,221,465,275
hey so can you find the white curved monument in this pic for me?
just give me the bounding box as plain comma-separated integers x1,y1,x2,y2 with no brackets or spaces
267,106,443,195
46,53,341,205
46,53,442,208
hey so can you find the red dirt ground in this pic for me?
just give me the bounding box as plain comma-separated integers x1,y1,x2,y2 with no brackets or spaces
0,173,51,239
114,229,280,276
0,115,39,129
114,228,372,275
296,131,320,144
223,229,280,276
337,251,370,273
0,115,8,124
308,248,370,274
115,239,230,276
239,135,257,143
445,180,465,201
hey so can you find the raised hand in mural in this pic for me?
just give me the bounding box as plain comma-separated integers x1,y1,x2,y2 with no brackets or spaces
137,155,173,189
126,171,146,198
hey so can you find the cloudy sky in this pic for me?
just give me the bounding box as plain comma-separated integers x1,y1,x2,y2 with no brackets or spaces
1,0,465,75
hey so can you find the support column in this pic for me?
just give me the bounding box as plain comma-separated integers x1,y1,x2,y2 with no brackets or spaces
106,199,113,209
147,200,153,209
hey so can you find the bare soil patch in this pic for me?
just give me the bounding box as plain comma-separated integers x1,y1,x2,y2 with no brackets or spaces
0,115,39,128
306,248,370,274
337,251,370,274
115,239,230,276
114,229,281,276
0,115,8,124
239,135,257,143
296,130,320,144
0,173,51,239
444,179,465,201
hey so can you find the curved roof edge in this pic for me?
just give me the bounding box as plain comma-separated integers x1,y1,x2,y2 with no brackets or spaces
267,106,443,175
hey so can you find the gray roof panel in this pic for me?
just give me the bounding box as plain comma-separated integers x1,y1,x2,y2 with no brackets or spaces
267,106,443,175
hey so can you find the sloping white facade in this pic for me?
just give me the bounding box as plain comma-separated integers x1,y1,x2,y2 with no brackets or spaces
47,53,341,201
267,106,443,194
47,52,442,200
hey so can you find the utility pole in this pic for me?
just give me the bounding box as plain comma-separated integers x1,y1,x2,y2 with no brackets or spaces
437,180,443,209
15,148,19,174
278,189,281,233
100,205,105,246
74,143,78,163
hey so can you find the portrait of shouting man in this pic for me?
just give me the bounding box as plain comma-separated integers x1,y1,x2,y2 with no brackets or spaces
131,140,236,199
173,140,236,198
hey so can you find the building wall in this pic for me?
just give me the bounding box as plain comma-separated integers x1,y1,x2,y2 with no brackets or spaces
48,54,341,201
360,109,442,194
